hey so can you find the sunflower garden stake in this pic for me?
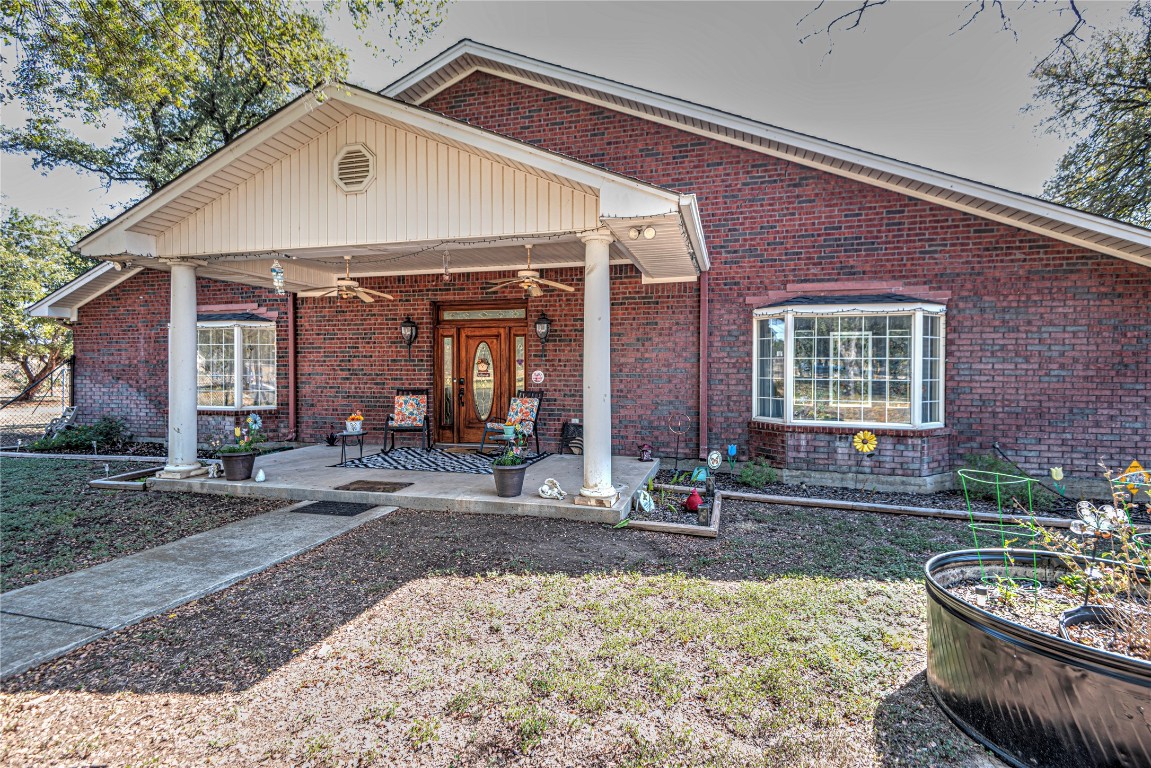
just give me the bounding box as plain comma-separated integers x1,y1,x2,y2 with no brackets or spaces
853,430,878,490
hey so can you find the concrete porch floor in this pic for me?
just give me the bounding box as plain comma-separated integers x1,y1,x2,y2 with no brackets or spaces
150,444,659,525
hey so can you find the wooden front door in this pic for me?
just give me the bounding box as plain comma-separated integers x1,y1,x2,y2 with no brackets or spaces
434,303,529,445
457,328,508,443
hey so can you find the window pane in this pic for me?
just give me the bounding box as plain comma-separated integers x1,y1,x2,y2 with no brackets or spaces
755,318,785,418
241,326,277,407
197,327,234,407
921,314,943,423
789,312,915,425
442,336,454,427
515,336,526,392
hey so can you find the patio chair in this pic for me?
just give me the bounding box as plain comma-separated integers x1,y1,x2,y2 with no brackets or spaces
479,390,543,455
382,388,433,452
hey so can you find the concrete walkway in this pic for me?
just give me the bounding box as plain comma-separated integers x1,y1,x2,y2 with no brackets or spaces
0,501,394,680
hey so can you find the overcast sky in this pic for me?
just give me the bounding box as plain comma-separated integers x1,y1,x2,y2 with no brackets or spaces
0,1,1135,227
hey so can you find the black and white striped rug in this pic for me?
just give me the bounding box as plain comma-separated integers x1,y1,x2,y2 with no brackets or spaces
336,447,550,474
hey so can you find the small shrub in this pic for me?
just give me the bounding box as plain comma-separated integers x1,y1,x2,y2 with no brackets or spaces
739,458,778,489
28,417,132,453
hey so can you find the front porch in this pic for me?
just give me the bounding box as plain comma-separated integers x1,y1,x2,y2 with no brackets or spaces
150,444,660,525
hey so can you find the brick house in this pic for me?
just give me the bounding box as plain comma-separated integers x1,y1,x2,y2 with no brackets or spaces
31,41,1150,497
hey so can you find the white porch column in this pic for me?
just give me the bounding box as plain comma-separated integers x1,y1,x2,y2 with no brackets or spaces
161,260,204,477
576,228,619,505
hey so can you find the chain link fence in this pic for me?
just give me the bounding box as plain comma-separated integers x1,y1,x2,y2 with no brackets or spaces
0,360,73,449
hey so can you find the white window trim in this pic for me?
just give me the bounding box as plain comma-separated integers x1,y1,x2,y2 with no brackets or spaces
196,320,277,412
751,301,946,430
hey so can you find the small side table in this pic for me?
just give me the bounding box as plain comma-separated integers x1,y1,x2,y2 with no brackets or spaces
337,430,368,464
560,421,583,455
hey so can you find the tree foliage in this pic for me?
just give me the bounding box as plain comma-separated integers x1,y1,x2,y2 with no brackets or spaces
0,208,93,398
0,0,447,193
1033,2,1151,226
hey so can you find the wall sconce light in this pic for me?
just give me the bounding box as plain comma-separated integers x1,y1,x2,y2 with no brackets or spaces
534,312,552,352
627,225,657,241
400,316,418,359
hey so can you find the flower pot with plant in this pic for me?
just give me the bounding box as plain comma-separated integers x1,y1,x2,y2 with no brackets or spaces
215,413,268,481
346,410,364,433
492,424,529,497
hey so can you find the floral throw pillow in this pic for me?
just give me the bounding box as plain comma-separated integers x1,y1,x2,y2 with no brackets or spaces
393,394,427,426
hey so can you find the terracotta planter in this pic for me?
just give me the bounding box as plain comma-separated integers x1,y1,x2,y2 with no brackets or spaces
925,549,1151,768
492,463,527,497
219,451,256,481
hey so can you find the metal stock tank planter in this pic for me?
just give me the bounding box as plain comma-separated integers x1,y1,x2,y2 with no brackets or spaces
925,549,1151,768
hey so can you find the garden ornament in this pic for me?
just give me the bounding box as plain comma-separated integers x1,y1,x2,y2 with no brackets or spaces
538,477,566,500
853,430,878,454
1070,500,1126,536
727,444,737,474
707,450,722,471
691,466,709,483
207,463,220,479
254,469,266,482
637,443,653,462
684,488,703,513
635,489,655,513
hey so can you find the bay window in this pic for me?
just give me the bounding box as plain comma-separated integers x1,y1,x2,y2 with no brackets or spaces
196,321,277,410
753,300,945,427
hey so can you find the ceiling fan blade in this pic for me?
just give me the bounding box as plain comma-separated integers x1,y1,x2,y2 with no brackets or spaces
535,278,576,292
485,280,520,292
297,287,337,297
360,288,395,301
352,288,376,303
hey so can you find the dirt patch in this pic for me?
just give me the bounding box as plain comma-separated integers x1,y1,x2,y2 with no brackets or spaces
1,503,996,767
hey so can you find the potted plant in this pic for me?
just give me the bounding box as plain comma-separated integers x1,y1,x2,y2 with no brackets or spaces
925,465,1151,768
492,425,529,497
215,413,268,481
346,410,364,433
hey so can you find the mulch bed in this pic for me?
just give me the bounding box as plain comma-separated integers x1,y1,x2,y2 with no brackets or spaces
655,467,1080,518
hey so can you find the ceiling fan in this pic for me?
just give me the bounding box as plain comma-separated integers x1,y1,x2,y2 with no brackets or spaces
486,245,575,298
297,256,394,303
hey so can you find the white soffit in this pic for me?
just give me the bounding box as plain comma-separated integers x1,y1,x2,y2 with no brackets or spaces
26,263,143,320
385,40,1151,269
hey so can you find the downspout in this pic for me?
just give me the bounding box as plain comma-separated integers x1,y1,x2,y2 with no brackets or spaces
698,271,709,458
286,293,297,441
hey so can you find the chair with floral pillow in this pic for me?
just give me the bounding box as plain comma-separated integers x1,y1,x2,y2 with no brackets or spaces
479,390,543,455
382,388,432,452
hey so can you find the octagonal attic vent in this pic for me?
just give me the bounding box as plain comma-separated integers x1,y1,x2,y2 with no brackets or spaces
333,143,375,193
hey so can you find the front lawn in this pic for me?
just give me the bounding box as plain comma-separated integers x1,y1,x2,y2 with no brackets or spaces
0,457,284,591
0,500,995,766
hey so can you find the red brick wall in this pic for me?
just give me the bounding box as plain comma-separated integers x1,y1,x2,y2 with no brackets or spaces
74,264,699,457
73,270,293,444
424,72,1151,480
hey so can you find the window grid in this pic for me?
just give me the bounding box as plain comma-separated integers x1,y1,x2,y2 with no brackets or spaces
754,308,942,428
197,324,276,410
921,315,943,424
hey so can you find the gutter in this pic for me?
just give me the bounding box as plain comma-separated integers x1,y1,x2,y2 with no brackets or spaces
286,294,297,441
698,271,709,458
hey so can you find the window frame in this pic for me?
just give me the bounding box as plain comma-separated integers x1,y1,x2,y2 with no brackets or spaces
196,320,278,412
751,301,946,430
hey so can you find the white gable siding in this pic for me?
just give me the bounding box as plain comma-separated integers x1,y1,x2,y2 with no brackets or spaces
155,113,600,257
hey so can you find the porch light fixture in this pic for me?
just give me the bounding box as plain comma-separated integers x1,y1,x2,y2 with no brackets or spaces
534,312,552,349
400,316,418,359
628,225,657,241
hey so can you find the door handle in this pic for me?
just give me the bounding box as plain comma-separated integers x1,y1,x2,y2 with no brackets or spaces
458,377,465,406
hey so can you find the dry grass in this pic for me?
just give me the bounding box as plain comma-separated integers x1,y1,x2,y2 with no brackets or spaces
0,501,999,767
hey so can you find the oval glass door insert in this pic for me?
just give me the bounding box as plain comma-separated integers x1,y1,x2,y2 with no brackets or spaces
472,342,494,421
